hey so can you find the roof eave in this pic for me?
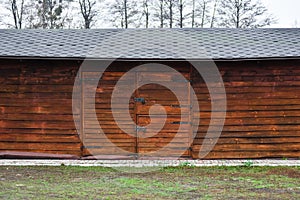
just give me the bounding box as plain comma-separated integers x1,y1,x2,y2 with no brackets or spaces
0,56,300,62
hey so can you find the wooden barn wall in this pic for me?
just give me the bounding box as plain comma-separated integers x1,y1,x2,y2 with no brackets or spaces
192,59,300,159
0,59,82,156
0,58,300,159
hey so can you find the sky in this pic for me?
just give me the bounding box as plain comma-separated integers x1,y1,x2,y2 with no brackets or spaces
261,0,300,27
0,0,299,28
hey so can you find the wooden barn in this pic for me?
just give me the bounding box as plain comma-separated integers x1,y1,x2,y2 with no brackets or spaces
0,28,300,159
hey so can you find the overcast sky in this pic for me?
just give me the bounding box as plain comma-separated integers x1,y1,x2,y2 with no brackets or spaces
0,0,299,28
261,0,300,27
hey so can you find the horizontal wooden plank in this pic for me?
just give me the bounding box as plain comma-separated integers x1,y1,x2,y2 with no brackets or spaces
194,105,300,112
0,107,73,114
0,93,72,99
0,133,80,143
84,138,135,143
198,111,300,119
0,128,77,135
194,86,300,94
0,98,73,107
0,121,76,129
192,117,300,126
0,85,74,93
0,114,74,121
194,92,300,100
82,146,136,156
192,150,300,159
194,81,300,87
138,115,190,124
193,143,300,151
83,133,134,139
82,142,136,147
137,148,190,156
138,137,189,143
195,131,300,138
193,137,300,144
196,125,300,132
196,99,300,106
138,142,190,148
136,105,190,115
0,149,82,157
0,142,81,151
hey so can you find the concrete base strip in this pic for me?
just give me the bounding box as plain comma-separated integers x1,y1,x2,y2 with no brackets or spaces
0,159,299,167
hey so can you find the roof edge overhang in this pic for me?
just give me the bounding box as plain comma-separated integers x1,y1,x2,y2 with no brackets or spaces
0,56,300,62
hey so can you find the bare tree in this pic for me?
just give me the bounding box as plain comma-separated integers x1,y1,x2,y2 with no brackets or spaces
165,0,177,28
191,0,195,27
10,0,25,29
176,0,192,28
79,0,97,29
142,0,151,28
190,0,211,28
153,0,167,28
3,0,29,29
110,0,139,28
178,0,183,28
217,0,275,28
210,0,217,28
199,0,210,27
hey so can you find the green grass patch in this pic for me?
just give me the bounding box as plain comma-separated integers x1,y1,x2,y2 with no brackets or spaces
0,166,299,199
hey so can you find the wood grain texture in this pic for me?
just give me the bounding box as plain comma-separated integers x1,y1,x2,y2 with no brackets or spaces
1,59,300,159
191,60,300,159
0,59,81,156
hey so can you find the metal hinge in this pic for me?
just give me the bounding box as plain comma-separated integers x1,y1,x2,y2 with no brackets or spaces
134,97,146,104
136,126,147,132
171,121,191,125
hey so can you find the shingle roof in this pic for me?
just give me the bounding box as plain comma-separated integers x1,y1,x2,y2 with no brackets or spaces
0,28,299,60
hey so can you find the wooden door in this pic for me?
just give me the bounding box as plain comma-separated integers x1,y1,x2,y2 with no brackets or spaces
81,69,192,158
81,71,137,156
135,71,192,157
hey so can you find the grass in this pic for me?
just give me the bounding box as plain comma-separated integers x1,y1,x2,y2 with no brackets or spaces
0,166,299,199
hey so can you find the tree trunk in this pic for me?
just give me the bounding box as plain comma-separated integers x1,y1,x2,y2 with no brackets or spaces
145,0,149,28
124,0,128,29
160,0,164,28
169,0,173,28
210,0,217,28
201,1,206,28
235,0,240,28
179,0,183,28
191,0,195,28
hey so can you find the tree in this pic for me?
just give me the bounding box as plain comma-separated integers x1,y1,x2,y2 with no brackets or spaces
9,0,25,29
79,0,97,29
3,0,30,29
210,0,217,28
28,0,73,29
198,0,210,27
165,0,177,28
178,0,183,28
142,0,151,28
217,0,275,28
191,0,195,27
153,0,167,28
190,0,212,28
110,0,139,28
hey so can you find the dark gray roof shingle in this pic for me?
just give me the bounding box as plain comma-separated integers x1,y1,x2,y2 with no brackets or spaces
0,28,299,60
